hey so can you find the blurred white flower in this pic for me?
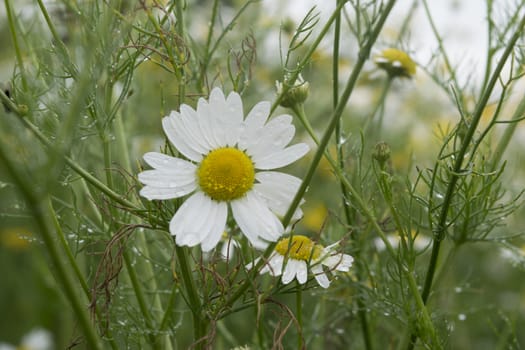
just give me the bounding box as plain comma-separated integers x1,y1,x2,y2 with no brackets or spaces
0,328,53,350
373,232,431,252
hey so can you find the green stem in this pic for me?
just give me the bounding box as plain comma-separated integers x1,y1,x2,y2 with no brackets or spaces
490,94,525,171
271,0,349,114
420,9,525,306
333,0,353,226
296,287,303,350
282,0,398,228
115,106,174,349
48,198,90,296
198,0,220,92
0,150,102,350
335,7,375,347
159,283,178,331
0,88,26,115
35,0,77,78
362,76,393,138
421,0,463,106
175,246,207,348
4,0,28,90
47,197,119,350
17,115,138,211
123,252,160,347
411,9,525,350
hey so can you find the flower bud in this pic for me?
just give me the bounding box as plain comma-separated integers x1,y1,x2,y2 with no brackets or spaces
275,74,309,108
373,141,391,169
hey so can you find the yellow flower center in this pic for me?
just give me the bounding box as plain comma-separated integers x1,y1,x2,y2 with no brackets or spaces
275,235,322,261
198,147,255,201
375,48,416,77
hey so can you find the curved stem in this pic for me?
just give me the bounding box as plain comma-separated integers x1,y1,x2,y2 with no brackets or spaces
420,9,525,307
410,10,525,350
175,246,208,349
296,287,303,350
0,150,103,350
490,94,525,171
4,0,28,90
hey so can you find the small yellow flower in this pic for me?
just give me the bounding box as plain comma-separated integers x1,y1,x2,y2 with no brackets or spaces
374,48,416,78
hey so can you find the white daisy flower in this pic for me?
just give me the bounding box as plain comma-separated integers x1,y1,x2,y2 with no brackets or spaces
249,235,354,288
138,87,309,251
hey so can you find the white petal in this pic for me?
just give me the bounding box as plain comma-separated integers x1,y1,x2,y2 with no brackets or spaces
143,152,196,171
295,260,308,284
139,182,196,200
208,88,232,146
245,257,260,270
220,238,237,259
224,90,244,145
282,259,302,284
265,253,284,276
238,101,271,150
374,57,389,64
200,201,228,252
138,170,196,188
138,157,197,200
254,171,303,219
312,264,330,288
196,98,221,149
323,253,354,271
244,114,294,158
335,254,354,271
253,143,310,170
180,104,214,153
162,115,203,162
259,253,283,276
231,191,284,245
170,192,226,249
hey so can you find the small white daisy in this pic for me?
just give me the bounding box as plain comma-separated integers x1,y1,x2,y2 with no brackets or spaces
249,235,354,288
138,87,309,251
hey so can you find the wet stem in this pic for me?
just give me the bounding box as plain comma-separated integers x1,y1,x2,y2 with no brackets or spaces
296,287,303,350
0,148,103,350
332,0,372,347
407,9,525,350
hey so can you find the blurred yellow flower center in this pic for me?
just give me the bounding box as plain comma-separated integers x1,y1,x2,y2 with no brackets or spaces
375,48,416,77
198,147,255,201
275,235,322,261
